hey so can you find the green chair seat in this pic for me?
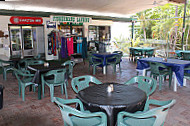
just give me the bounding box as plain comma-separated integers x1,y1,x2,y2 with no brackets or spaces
71,116,103,126
22,77,33,83
123,116,155,126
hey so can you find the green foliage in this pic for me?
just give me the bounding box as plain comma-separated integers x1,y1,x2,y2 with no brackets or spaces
132,3,190,50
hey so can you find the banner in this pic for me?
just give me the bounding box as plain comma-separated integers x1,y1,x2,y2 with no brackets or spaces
50,15,92,23
10,16,43,25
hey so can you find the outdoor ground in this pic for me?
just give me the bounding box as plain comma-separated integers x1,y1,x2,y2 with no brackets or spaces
0,58,190,126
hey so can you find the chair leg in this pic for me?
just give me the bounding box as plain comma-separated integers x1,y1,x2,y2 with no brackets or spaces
18,83,21,97
21,85,25,101
64,83,68,99
169,73,172,89
159,76,163,90
3,70,6,80
88,64,91,73
50,85,54,102
93,66,96,75
33,85,36,92
42,83,45,98
119,63,121,72
61,84,64,95
113,65,116,74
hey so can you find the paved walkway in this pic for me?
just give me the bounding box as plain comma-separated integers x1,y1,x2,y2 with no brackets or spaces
0,58,190,126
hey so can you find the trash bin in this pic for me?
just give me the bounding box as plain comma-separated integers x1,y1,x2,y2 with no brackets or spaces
0,85,4,109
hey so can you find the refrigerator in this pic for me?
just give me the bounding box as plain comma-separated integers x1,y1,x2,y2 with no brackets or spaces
9,25,45,58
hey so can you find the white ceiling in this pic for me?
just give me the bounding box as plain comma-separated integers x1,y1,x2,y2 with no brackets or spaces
1,0,170,17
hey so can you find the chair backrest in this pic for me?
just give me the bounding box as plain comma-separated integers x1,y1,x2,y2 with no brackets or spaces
113,51,123,56
106,54,121,64
181,52,190,60
54,97,107,126
17,58,33,70
62,60,75,76
27,60,45,66
71,75,102,93
117,99,176,126
145,49,154,57
44,68,66,84
133,49,142,56
13,68,33,83
149,62,168,75
124,76,157,96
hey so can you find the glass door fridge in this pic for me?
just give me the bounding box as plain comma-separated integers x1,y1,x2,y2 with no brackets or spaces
9,26,22,58
22,26,34,56
9,26,35,58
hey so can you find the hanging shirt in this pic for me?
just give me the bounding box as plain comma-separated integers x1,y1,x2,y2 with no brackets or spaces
60,37,68,58
67,37,74,56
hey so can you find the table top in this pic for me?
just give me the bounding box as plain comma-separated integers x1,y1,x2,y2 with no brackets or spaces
28,62,65,72
77,83,147,106
139,57,190,65
137,57,190,86
129,47,155,50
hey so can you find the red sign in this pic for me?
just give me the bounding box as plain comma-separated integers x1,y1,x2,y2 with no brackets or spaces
10,16,43,25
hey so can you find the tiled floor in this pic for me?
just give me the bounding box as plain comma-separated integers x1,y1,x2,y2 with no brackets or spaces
0,58,190,126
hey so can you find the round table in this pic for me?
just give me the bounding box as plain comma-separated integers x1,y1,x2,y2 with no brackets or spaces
77,83,147,126
28,62,69,100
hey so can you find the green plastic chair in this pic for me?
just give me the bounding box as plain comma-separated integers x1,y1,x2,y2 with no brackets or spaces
41,68,68,102
149,62,173,91
13,68,35,101
71,75,102,93
134,49,143,62
88,53,103,75
62,60,75,79
129,48,134,61
124,76,157,96
0,59,14,80
106,54,122,74
181,52,190,60
145,49,154,57
54,97,107,126
117,99,176,126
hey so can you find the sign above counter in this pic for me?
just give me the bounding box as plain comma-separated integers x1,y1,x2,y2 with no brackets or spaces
10,16,43,25
50,15,92,23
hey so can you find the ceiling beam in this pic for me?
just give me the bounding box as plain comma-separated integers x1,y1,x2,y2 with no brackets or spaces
0,9,134,22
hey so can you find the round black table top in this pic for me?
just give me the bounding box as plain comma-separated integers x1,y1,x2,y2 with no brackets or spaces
77,83,147,126
77,83,146,106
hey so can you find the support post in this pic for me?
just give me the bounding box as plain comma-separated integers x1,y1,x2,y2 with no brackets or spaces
181,0,187,50
131,21,134,47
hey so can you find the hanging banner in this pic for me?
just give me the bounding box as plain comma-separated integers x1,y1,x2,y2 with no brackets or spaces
10,16,43,25
50,15,92,23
